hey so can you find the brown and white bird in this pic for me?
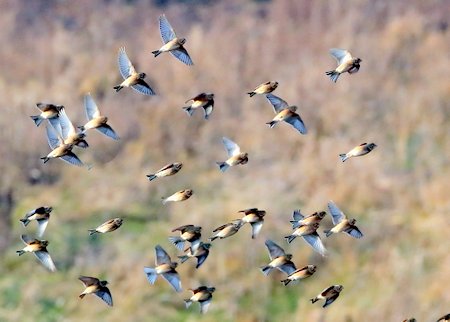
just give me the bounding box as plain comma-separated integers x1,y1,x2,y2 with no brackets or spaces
239,208,266,239
144,245,182,292
168,224,202,251
152,14,193,66
326,48,361,82
325,201,363,239
260,239,297,276
209,220,244,241
290,210,327,230
436,313,450,322
183,93,215,119
53,108,88,148
339,143,377,162
30,103,64,127
88,218,123,235
184,286,216,314
114,47,155,95
41,125,84,167
147,162,183,181
281,265,316,286
78,276,113,306
162,189,193,205
285,223,327,256
16,235,56,272
20,206,52,237
216,137,248,172
311,285,344,308
265,94,307,135
178,242,211,269
79,94,119,140
247,81,278,97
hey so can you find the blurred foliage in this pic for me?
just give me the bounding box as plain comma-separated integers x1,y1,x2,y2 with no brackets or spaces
0,0,449,321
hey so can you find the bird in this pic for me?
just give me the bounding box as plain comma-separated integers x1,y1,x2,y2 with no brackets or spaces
238,208,266,239
19,206,52,237
247,81,278,97
290,210,327,229
285,223,327,256
325,48,361,82
310,285,344,308
402,319,417,322
16,235,56,272
281,265,316,286
146,162,183,181
216,137,248,172
161,189,193,205
88,218,123,235
324,201,363,239
41,125,84,167
209,220,244,241
178,242,211,269
168,224,202,251
152,14,193,66
30,103,64,127
79,93,119,140
114,47,155,95
339,143,377,162
436,313,450,322
184,286,216,314
78,276,113,307
260,239,297,276
53,108,89,148
265,94,307,135
143,245,182,292
182,93,214,119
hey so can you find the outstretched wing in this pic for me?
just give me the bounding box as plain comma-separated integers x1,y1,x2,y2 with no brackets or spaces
302,232,327,257
222,137,241,157
170,47,194,66
60,152,84,167
118,47,136,79
285,114,307,135
131,79,156,96
95,124,120,141
34,250,57,272
159,14,176,44
84,94,101,120
155,245,171,265
329,48,352,65
45,125,62,150
327,201,346,225
265,94,289,113
95,287,113,306
162,271,182,292
265,239,286,260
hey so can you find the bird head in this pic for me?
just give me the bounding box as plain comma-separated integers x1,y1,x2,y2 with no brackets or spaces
138,73,146,79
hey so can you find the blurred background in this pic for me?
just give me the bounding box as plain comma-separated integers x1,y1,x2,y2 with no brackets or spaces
0,0,449,321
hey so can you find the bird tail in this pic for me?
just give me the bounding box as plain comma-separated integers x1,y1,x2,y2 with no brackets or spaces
266,121,276,128
247,92,256,97
79,294,86,299
290,220,300,229
30,115,44,127
216,162,229,173
152,50,161,57
40,157,49,164
324,229,332,237
184,299,192,308
16,250,25,256
325,70,340,82
20,219,30,227
310,297,319,304
146,174,157,181
183,106,194,116
113,85,123,92
161,197,168,205
281,279,291,286
178,255,189,264
260,265,273,276
168,236,185,251
285,235,296,244
88,229,98,236
143,267,158,284
339,154,348,162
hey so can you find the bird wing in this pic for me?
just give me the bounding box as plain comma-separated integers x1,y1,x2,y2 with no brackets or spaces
265,94,289,113
155,245,172,265
278,262,297,275
250,222,263,239
202,104,213,120
79,276,99,287
265,239,286,260
95,124,120,141
34,250,57,272
162,271,182,292
158,163,175,172
118,47,135,79
327,201,346,225
321,285,336,296
131,79,156,96
302,232,327,256
159,14,177,44
21,234,35,244
196,252,209,269
323,293,340,308
212,223,229,232
170,47,194,66
285,113,307,135
95,287,113,306
222,137,241,157
36,218,49,237
60,152,84,167
329,48,352,65
84,94,101,120
292,209,305,221
345,226,364,239
45,125,62,150
199,299,212,314
58,109,77,139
